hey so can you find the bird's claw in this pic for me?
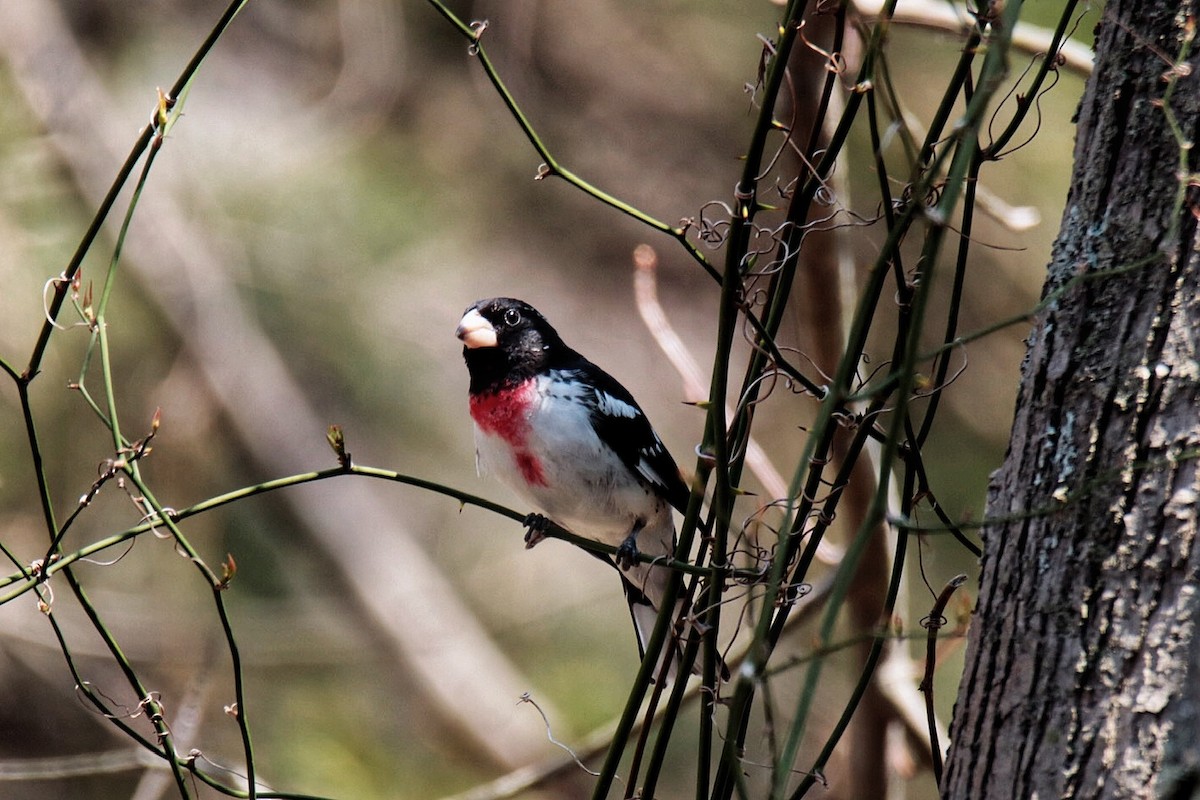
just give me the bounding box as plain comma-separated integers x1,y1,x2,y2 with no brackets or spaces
523,513,550,549
615,535,640,570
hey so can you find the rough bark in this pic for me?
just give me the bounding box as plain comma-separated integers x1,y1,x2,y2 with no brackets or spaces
944,3,1200,798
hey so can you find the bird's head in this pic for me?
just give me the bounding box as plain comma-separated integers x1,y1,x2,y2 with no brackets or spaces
456,298,566,391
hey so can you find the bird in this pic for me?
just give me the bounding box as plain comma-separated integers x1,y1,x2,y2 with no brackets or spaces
456,296,695,682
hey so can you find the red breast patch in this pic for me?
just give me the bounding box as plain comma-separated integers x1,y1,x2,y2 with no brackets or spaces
470,380,547,486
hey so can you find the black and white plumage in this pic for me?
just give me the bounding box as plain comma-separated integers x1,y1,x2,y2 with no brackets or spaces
456,297,692,681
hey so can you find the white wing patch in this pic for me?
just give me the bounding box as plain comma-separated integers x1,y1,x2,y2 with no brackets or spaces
594,389,640,419
635,441,671,491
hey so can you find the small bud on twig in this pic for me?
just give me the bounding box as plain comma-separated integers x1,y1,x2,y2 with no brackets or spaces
216,552,237,590
326,424,351,468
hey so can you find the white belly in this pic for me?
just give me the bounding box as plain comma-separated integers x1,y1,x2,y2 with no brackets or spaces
474,376,672,548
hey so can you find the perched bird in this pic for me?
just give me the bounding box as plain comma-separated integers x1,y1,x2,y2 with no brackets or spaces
456,297,693,681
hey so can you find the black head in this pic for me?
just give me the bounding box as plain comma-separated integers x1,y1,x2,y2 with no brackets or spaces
456,297,569,393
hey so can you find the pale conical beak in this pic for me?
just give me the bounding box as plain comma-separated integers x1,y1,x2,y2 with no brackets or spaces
456,308,498,349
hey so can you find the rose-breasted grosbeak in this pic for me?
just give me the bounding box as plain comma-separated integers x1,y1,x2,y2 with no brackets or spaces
456,297,692,681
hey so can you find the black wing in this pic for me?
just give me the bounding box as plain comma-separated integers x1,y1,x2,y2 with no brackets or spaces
565,358,691,513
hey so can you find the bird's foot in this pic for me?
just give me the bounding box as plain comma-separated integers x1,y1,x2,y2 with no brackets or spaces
615,534,641,570
615,518,647,570
523,513,551,549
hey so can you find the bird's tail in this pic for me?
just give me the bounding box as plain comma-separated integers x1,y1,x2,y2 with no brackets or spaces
620,566,690,683
619,561,728,684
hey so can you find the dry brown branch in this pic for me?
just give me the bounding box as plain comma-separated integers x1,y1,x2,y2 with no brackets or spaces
0,750,156,781
853,0,1093,76
631,244,844,567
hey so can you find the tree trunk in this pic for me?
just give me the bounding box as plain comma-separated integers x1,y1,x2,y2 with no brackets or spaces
943,3,1200,798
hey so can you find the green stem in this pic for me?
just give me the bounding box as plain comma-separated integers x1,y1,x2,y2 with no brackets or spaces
124,470,257,796
21,0,251,381
784,519,909,799
61,567,193,797
983,0,1082,157
773,3,1026,792
590,480,712,799
914,145,983,446
2,465,754,603
17,380,60,549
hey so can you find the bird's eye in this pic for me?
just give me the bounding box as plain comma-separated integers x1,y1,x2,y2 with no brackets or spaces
503,308,521,326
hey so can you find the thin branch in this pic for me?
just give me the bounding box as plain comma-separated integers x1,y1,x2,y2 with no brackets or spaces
420,0,719,281
17,0,250,380
919,574,968,785
437,575,835,800
852,0,1094,77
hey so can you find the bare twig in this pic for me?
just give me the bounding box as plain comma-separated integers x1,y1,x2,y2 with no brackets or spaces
517,693,602,779
437,575,836,800
919,574,968,784
0,0,555,769
631,244,843,567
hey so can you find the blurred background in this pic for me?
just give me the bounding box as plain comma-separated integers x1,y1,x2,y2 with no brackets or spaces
0,1,1092,798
